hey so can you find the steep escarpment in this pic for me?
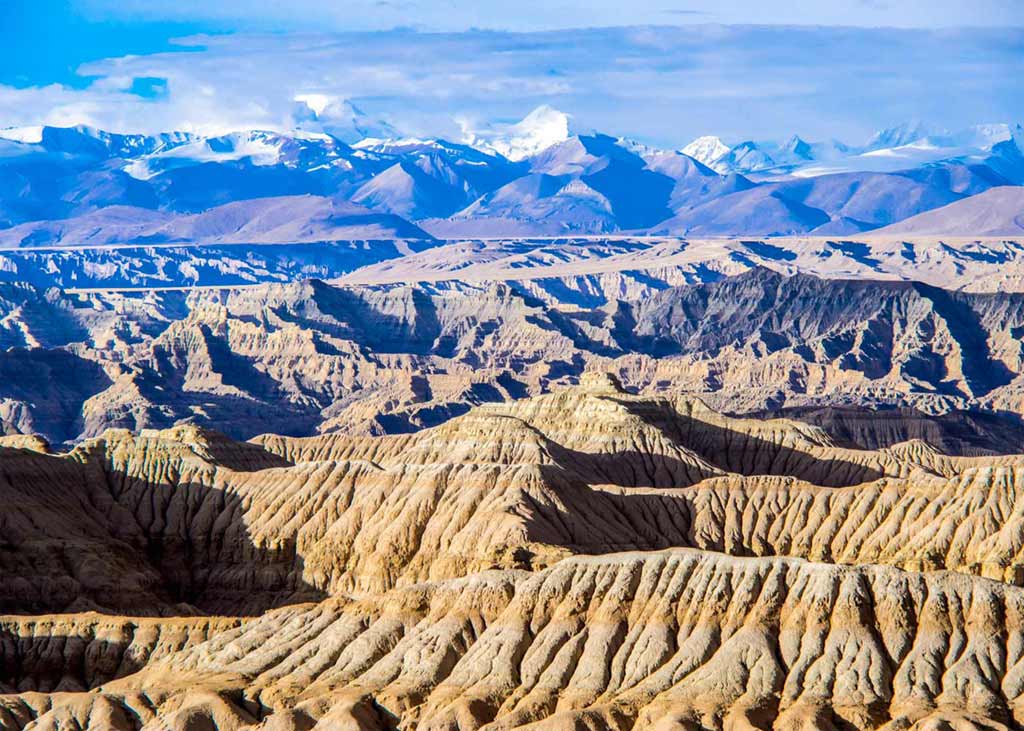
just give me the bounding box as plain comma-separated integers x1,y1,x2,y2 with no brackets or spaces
754,404,1024,455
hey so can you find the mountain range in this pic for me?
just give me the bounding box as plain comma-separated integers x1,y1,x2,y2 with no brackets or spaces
7,116,1024,731
1,112,1022,242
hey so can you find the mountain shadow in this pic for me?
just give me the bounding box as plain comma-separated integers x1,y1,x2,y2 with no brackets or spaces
0,441,325,617
603,398,886,487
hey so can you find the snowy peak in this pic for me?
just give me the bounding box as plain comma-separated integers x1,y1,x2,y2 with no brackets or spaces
351,137,511,169
122,130,313,180
11,125,193,159
865,121,939,151
463,105,572,162
782,135,813,160
681,136,731,170
292,96,399,144
680,136,781,175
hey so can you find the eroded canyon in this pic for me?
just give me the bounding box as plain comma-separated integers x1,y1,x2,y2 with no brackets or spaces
3,373,1024,730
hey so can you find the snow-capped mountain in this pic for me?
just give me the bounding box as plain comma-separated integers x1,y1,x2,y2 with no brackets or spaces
863,121,940,151
291,97,399,144
678,120,1024,180
462,105,572,162
0,124,194,159
0,115,1020,240
680,136,732,171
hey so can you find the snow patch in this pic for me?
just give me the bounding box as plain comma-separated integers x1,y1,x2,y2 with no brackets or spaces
681,136,731,169
0,126,44,144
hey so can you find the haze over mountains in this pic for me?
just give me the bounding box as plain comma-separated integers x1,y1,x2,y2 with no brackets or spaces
1,110,1022,242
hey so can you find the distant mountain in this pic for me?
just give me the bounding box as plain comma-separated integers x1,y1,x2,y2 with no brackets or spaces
651,187,832,236
871,186,1024,237
0,116,1020,238
0,195,431,247
863,121,940,151
985,131,1024,184
436,134,677,233
677,121,1023,179
462,105,573,161
350,139,524,219
651,162,1012,236
678,135,845,176
643,151,755,210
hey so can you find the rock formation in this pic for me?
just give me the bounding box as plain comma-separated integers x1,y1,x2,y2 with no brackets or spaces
3,269,1024,454
3,380,1024,728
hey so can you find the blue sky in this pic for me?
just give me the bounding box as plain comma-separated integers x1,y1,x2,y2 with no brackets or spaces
1,0,1022,146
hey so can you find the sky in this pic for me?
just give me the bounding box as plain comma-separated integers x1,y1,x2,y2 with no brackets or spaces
1,0,1022,147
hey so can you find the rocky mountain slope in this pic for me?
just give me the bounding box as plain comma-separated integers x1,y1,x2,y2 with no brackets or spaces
4,380,1024,729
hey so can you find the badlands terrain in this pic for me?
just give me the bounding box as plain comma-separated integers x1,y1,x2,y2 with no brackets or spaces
3,236,1024,729
7,375,1024,730
5,243,1024,450
1,120,1024,729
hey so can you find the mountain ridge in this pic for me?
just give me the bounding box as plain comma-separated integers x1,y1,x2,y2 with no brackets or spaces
870,186,1024,237
2,268,1024,447
1,117,1021,239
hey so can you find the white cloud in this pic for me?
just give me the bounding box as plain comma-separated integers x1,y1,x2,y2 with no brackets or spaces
0,25,1021,147
293,93,332,117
